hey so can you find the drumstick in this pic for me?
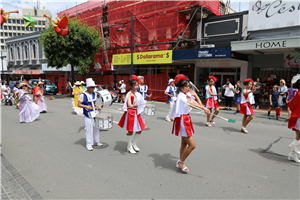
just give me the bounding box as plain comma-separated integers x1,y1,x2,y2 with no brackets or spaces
187,103,235,123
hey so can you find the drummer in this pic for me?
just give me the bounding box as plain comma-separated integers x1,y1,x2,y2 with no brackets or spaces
77,78,103,151
164,79,177,122
137,76,152,123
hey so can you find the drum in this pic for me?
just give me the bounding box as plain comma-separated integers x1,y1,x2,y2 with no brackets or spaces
94,113,113,130
171,96,177,102
88,110,99,118
96,90,112,108
144,104,156,116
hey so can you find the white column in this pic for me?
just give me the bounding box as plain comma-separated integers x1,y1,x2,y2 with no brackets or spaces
35,40,40,64
6,45,10,61
19,43,23,65
14,44,17,65
28,41,32,64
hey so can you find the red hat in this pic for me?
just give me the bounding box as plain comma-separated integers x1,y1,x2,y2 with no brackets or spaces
243,78,254,85
130,75,140,84
208,74,218,82
174,74,188,83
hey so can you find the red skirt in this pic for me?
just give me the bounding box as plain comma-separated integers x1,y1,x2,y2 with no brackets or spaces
288,117,300,132
205,98,219,109
240,102,254,115
172,114,194,137
118,108,146,132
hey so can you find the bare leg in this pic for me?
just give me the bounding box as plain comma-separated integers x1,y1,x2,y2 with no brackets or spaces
180,138,188,159
296,131,300,140
178,137,196,170
127,131,133,136
211,108,219,121
244,115,254,128
207,109,212,123
288,107,291,119
237,103,240,111
242,115,247,127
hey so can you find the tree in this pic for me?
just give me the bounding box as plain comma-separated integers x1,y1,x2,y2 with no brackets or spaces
39,16,103,83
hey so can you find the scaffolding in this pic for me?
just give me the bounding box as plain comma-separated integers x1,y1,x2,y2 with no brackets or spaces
58,0,221,70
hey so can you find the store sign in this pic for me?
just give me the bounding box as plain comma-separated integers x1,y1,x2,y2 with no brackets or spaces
255,40,287,49
112,50,173,65
248,0,300,31
173,47,231,60
14,70,40,75
283,53,300,67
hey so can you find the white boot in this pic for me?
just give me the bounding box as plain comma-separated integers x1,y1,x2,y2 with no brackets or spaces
288,139,300,154
288,151,300,163
132,133,140,152
127,135,136,154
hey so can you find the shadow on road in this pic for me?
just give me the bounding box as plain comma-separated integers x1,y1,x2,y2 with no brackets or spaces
113,141,128,155
219,126,243,134
74,138,86,147
148,153,184,174
192,122,207,127
77,126,85,133
156,117,166,121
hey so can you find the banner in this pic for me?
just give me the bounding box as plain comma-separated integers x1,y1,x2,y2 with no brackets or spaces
283,53,300,67
113,50,172,65
248,0,300,31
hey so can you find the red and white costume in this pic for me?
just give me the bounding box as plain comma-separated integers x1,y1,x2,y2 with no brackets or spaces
172,92,194,137
118,91,146,132
288,91,300,132
240,89,255,115
205,85,219,109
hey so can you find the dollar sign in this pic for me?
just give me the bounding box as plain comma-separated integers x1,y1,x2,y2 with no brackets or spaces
166,52,169,58
137,55,139,59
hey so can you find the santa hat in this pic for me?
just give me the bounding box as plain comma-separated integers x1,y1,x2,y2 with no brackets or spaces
208,74,218,82
174,74,188,83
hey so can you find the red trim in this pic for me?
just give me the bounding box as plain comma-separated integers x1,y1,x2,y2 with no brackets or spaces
118,108,146,132
172,114,194,137
240,102,254,115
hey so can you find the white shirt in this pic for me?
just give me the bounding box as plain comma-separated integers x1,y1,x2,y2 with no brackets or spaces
2,86,9,92
174,92,190,118
119,84,126,93
206,85,218,100
224,84,234,97
13,87,19,92
79,92,97,104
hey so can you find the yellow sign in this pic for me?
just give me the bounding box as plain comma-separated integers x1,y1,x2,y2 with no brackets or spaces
113,50,172,65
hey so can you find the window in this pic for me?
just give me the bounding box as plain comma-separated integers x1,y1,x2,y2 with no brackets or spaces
21,20,24,24
4,26,7,30
32,44,36,59
13,26,16,30
12,19,16,23
38,28,41,31
38,21,41,25
17,26,20,30
5,33,7,36
9,33,12,36
17,20,20,24
30,27,33,31
1,39,3,43
13,33,16,36
42,21,45,25
0,32,3,36
17,47,20,60
25,45,28,59
22,27,25,31
8,26,12,30
8,19,11,23
26,27,29,31
10,47,13,60
1,46,4,50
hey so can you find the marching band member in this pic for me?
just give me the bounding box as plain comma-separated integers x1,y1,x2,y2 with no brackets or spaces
18,83,40,123
164,79,177,122
205,75,221,127
137,76,152,123
77,78,103,151
72,81,84,115
118,75,146,154
172,74,209,173
35,81,47,113
240,78,256,134
287,74,300,163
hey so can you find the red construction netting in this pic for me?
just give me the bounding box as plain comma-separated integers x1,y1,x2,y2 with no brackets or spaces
117,72,169,101
77,75,114,87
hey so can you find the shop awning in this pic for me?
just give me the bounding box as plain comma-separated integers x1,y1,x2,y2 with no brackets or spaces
231,36,300,55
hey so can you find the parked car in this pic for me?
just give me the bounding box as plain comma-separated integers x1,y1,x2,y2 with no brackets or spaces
29,79,58,95
96,85,118,102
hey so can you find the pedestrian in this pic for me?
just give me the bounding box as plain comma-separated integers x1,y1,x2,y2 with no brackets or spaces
35,81,47,113
287,74,300,163
72,81,84,115
18,83,40,123
267,85,281,120
205,75,221,127
118,75,146,154
222,78,234,110
137,76,152,124
77,78,103,151
277,79,288,118
286,82,298,121
13,82,20,109
172,74,209,173
164,79,177,122
240,78,256,134
118,80,126,103
234,80,242,115
189,80,199,93
253,78,262,109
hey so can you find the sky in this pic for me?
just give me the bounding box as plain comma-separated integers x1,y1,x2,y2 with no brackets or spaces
1,0,250,19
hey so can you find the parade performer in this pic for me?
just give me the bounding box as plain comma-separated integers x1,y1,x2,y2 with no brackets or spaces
137,76,152,123
164,79,177,122
118,80,126,103
13,82,20,109
240,78,256,133
287,74,300,163
43,14,69,36
34,81,47,113
77,78,103,151
118,75,146,154
172,74,209,173
72,81,84,115
205,75,221,127
80,81,86,91
1,8,19,26
19,83,40,123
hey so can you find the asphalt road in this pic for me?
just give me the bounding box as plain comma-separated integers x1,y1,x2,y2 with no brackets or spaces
1,96,299,199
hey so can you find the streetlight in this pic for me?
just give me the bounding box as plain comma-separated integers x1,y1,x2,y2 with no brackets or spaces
117,16,144,76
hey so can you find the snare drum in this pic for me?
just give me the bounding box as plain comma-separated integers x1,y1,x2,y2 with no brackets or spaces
94,113,113,130
171,96,177,102
96,90,113,108
144,104,156,116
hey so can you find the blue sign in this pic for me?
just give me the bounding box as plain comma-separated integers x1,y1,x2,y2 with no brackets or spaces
173,47,231,60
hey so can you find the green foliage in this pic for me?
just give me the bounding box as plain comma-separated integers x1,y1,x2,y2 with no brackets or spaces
39,17,103,75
